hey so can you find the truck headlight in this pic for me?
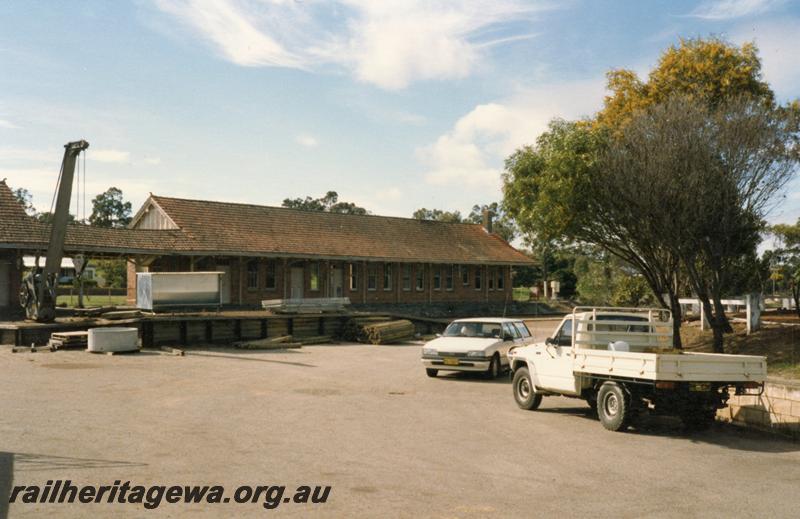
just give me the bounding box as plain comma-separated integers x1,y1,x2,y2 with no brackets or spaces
422,347,437,356
467,350,484,358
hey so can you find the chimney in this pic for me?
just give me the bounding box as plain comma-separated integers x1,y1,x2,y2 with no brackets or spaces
482,208,493,234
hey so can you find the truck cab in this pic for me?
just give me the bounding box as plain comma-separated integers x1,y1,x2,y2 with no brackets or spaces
508,307,766,432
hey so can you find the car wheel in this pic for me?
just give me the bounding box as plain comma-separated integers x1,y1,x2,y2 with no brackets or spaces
425,368,438,378
597,382,632,432
512,367,542,410
485,354,500,379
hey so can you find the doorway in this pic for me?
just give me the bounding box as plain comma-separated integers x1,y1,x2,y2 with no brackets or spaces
290,266,304,299
330,265,343,298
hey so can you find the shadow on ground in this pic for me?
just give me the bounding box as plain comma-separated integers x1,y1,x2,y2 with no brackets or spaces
536,405,800,453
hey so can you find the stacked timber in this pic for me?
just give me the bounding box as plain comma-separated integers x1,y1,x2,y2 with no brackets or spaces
233,335,334,349
361,320,415,345
341,316,392,342
49,331,89,350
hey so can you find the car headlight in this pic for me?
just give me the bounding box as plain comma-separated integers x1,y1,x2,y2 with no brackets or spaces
466,350,485,358
422,347,437,356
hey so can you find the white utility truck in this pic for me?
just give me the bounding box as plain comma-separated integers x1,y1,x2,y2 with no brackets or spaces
508,307,766,432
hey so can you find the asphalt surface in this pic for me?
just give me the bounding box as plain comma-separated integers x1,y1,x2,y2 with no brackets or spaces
1,320,799,518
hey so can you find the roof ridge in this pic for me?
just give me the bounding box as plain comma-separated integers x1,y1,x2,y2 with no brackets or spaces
151,194,486,227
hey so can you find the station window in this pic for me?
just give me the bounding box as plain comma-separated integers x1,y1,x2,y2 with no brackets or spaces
415,264,425,291
488,267,495,290
367,264,377,291
445,265,454,290
475,267,482,290
433,266,441,290
383,263,393,291
310,262,320,291
461,265,469,286
247,260,259,289
349,263,358,291
497,268,505,290
402,264,412,291
265,260,276,290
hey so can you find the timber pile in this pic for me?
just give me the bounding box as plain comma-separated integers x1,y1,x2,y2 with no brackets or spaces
49,331,89,350
361,320,415,345
232,334,333,349
341,316,392,342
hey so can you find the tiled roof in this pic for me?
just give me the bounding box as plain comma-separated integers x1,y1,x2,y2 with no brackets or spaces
0,180,188,254
0,180,532,264
149,195,533,265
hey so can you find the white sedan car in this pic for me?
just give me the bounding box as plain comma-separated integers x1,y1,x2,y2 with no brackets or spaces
421,318,534,379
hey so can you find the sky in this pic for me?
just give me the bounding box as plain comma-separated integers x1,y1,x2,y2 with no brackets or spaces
1,0,799,226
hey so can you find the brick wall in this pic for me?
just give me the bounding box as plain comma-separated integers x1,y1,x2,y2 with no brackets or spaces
0,250,21,319
717,381,800,439
127,256,516,309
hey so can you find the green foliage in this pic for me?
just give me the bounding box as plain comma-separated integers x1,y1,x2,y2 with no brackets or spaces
12,187,35,215
36,211,76,224
573,255,656,307
282,191,369,215
502,120,605,243
466,202,518,242
94,259,127,288
89,187,132,228
412,208,463,222
597,37,774,130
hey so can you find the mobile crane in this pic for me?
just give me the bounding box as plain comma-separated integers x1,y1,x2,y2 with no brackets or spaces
19,140,89,322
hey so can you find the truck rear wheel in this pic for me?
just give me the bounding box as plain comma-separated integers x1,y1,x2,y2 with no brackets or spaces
597,382,632,432
425,368,438,378
513,367,542,410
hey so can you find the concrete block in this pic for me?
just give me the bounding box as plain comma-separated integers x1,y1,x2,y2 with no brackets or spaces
767,398,793,416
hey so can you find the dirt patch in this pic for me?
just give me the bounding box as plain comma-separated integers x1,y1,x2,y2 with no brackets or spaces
681,322,800,380
293,388,341,396
39,363,102,370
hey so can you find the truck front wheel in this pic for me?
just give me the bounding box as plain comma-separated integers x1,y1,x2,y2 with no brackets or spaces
513,367,542,410
597,382,632,432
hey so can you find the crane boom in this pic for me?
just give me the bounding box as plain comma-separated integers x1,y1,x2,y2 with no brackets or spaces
20,140,89,322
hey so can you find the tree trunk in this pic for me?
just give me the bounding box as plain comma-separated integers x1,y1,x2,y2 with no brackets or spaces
669,293,683,349
793,284,800,320
699,296,725,353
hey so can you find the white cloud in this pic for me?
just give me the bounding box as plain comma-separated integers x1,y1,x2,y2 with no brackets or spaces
151,0,552,89
0,119,19,129
418,79,605,190
143,157,162,165
374,187,403,202
688,0,785,20
90,149,131,163
731,18,800,100
295,134,318,148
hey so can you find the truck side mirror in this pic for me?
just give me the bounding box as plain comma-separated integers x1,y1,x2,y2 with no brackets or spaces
545,337,555,346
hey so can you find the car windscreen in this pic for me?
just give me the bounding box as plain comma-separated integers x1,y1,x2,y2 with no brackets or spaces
443,322,503,338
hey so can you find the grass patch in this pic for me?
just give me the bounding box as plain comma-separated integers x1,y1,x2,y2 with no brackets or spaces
56,294,128,308
512,287,531,302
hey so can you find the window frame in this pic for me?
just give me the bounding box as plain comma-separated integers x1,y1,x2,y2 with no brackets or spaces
402,264,412,291
474,267,482,290
461,265,470,286
367,263,377,291
445,265,454,291
383,263,393,291
415,264,425,291
497,267,505,290
309,262,320,292
246,260,259,290
433,265,441,291
265,260,276,290
349,263,358,291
